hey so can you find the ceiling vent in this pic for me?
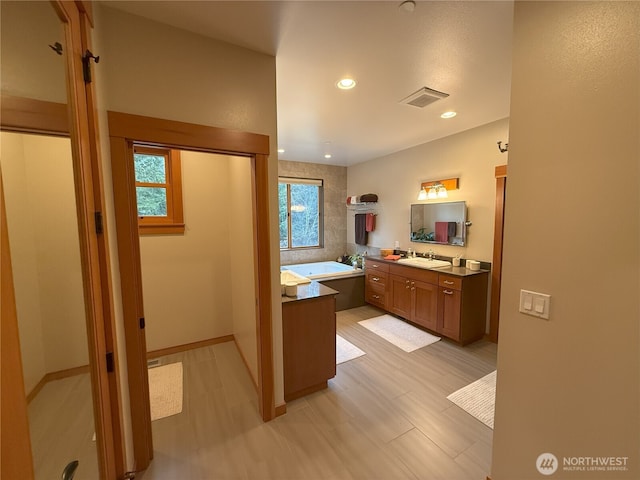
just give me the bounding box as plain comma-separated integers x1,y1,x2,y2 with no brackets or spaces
400,87,449,108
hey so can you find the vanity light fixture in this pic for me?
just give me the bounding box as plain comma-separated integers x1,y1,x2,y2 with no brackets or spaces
324,154,332,159
337,78,356,90
277,148,285,153
441,111,457,119
418,177,459,200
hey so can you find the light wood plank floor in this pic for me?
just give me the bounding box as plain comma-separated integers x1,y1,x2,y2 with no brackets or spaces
138,305,497,480
27,372,99,480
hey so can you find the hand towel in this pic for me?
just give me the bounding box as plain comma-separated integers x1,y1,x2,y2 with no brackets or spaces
435,222,449,243
355,214,368,245
365,213,376,232
448,222,457,237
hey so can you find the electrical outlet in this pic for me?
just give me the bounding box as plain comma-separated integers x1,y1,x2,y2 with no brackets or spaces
519,289,550,320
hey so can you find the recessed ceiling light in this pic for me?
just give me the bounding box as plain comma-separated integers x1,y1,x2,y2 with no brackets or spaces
324,154,332,159
441,111,457,119
277,148,285,153
337,78,356,90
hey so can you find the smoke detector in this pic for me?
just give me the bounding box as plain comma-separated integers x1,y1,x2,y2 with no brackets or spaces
400,87,449,108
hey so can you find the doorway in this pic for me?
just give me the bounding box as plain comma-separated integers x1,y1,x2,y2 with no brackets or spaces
108,111,275,471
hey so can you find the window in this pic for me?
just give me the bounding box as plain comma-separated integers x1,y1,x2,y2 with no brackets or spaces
278,177,323,249
134,145,184,234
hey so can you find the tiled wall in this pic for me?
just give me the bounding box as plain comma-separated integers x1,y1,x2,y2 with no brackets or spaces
279,160,347,265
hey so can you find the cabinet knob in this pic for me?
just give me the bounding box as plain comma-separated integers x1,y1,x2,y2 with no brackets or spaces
411,287,415,291
405,285,410,289
373,277,380,282
373,294,380,299
372,264,379,268
443,289,454,295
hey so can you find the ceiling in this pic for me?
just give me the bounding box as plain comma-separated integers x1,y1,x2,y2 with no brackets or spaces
103,1,514,166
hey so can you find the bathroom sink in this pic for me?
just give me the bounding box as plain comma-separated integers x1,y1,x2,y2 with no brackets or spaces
396,257,452,269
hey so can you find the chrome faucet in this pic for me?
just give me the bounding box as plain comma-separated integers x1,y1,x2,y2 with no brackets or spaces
427,249,435,260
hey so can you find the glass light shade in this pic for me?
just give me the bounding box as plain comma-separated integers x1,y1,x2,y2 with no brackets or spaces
427,187,438,199
437,186,448,198
417,188,428,200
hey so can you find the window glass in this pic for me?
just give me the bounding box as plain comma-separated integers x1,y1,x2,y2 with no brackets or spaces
290,183,319,247
134,154,166,183
135,186,167,216
278,177,323,249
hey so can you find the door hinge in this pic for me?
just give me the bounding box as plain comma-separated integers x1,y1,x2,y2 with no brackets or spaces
139,317,145,329
106,352,114,373
95,211,104,234
82,49,100,84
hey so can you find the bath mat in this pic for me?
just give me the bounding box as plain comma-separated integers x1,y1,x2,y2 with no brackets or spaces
447,370,496,429
148,362,183,421
357,315,440,352
336,334,366,364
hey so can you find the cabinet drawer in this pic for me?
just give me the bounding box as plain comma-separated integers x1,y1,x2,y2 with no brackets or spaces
366,271,388,287
366,285,386,307
365,261,389,273
439,275,462,291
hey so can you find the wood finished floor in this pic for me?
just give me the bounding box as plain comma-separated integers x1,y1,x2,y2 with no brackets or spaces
27,372,99,480
139,305,497,480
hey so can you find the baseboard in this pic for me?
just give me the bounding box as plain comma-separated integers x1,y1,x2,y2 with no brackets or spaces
27,364,90,403
275,403,287,417
146,335,234,359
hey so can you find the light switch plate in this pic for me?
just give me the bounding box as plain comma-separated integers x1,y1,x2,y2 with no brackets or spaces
519,289,551,320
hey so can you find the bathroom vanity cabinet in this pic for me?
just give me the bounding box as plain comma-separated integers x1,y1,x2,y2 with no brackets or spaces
282,283,337,401
365,258,489,345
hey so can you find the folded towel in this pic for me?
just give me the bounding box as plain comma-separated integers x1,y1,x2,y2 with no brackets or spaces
435,222,449,243
355,214,368,245
448,222,457,237
384,254,401,260
365,213,376,232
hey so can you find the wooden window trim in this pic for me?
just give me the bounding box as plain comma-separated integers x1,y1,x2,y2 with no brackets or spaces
134,146,185,235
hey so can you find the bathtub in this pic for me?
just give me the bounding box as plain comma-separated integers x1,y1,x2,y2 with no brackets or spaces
280,261,365,311
281,261,358,281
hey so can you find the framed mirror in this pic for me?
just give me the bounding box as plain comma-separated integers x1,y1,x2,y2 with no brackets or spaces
410,201,467,246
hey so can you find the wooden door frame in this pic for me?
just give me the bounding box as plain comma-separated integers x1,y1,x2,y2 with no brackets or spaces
489,164,507,343
107,111,274,471
0,2,123,479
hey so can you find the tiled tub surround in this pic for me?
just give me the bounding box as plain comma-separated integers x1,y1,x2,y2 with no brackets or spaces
279,160,347,265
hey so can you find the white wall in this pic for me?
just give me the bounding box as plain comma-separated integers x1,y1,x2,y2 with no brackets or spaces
92,5,279,467
0,1,67,103
347,118,509,263
140,151,234,352
229,156,258,381
492,3,639,478
0,132,88,392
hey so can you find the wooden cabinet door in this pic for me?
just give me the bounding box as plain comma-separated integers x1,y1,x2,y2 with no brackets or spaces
438,287,462,340
411,280,438,331
283,296,336,401
388,274,412,319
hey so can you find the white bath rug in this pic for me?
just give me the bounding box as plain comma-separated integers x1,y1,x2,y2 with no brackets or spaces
447,370,497,429
336,334,366,364
148,362,183,421
357,314,440,352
